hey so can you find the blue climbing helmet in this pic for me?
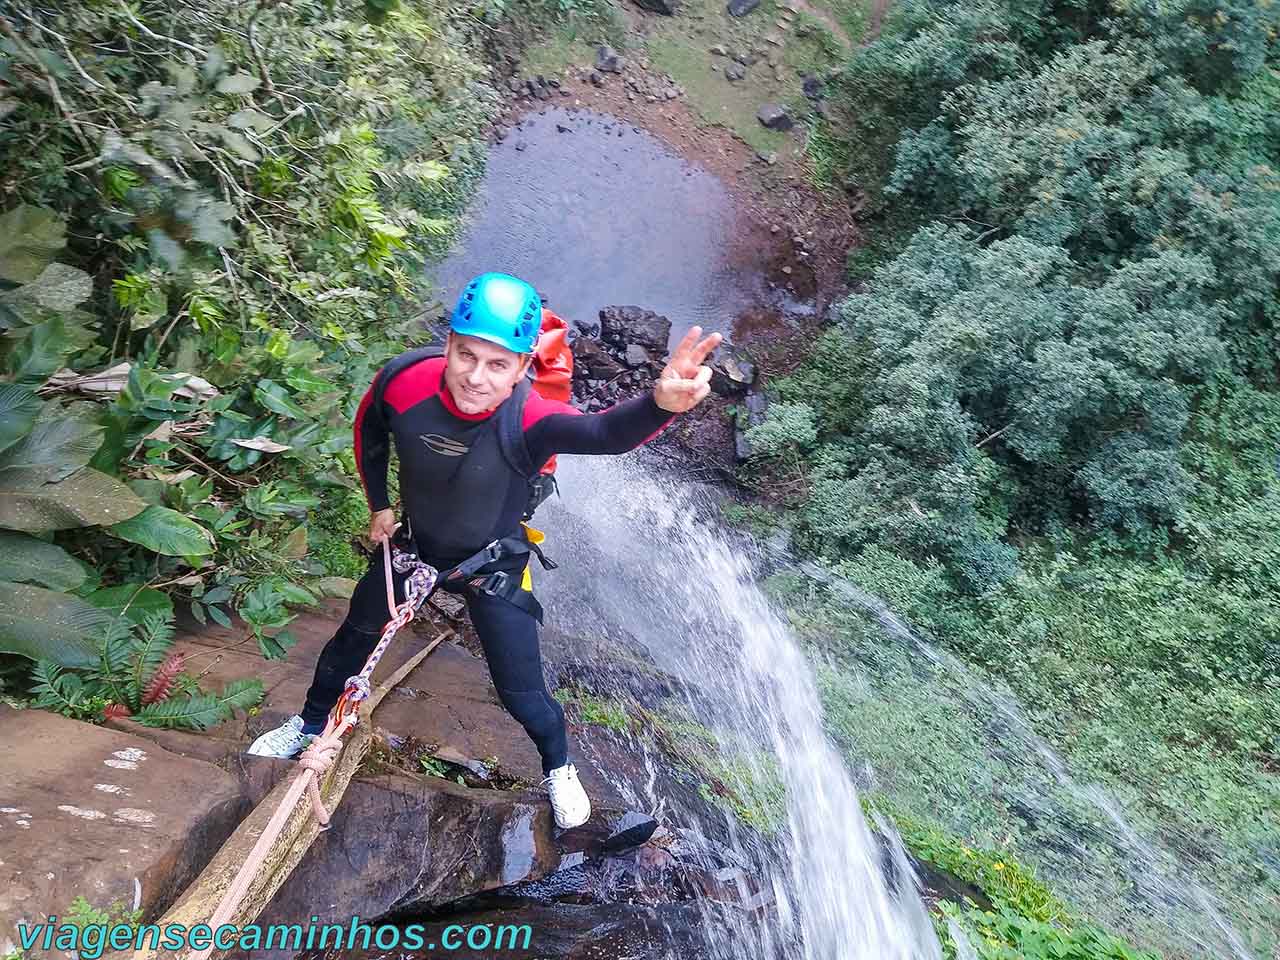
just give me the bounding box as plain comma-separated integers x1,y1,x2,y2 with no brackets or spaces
449,272,542,354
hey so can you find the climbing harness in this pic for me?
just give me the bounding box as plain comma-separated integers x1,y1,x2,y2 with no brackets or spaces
185,534,438,960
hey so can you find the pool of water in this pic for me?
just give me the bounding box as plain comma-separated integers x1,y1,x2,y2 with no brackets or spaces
432,107,774,348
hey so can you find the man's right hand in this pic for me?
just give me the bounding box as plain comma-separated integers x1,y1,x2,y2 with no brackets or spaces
368,508,396,544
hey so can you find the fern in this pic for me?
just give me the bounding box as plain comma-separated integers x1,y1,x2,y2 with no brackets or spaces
135,694,222,730
134,679,263,730
90,618,134,710
218,678,264,713
129,611,175,709
30,661,102,720
141,652,184,705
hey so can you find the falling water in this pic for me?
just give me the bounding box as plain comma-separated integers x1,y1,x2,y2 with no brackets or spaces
538,455,941,960
536,453,1270,960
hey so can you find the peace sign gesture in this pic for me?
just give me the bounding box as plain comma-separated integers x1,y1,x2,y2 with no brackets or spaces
653,325,724,413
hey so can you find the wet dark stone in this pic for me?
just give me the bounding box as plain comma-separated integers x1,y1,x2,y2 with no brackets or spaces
734,390,769,461
599,305,671,355
604,810,661,852
802,75,825,99
727,0,759,15
633,0,679,13
756,103,793,131
623,343,651,368
299,901,720,960
595,45,624,73
708,343,756,396
573,338,624,380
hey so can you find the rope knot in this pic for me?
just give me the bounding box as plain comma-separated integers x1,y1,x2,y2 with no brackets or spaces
343,674,372,703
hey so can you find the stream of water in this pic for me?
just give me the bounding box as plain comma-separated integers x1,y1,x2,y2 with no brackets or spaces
540,457,942,959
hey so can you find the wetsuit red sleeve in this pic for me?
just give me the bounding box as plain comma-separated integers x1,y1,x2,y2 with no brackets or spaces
523,390,676,466
353,371,392,512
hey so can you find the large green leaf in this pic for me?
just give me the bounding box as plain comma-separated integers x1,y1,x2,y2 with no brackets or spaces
0,384,40,454
9,316,75,384
254,379,307,419
108,505,214,556
0,531,86,591
0,416,104,484
27,263,93,311
0,468,147,532
86,584,174,625
0,581,109,667
0,205,65,284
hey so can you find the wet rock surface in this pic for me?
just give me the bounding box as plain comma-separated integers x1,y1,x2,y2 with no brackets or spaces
568,305,747,419
0,707,244,960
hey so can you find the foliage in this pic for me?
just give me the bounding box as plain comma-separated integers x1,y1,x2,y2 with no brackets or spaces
553,683,630,732
0,0,501,669
63,894,143,931
866,796,1070,924
29,608,263,728
937,903,1161,960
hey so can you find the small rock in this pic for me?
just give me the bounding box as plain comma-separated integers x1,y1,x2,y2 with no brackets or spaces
507,77,523,94
547,77,561,88
624,343,651,368
515,141,528,151
556,122,573,133
709,343,757,397
770,224,781,234
732,51,758,66
763,32,783,45
725,63,746,82
709,45,729,56
756,103,793,131
633,0,678,12
560,88,571,97
600,305,672,355
664,87,679,100
803,75,825,99
590,70,605,87
596,45,624,73
726,0,759,15
782,265,792,275
775,18,789,28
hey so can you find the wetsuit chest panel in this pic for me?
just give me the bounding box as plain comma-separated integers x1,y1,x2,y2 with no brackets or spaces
389,395,524,565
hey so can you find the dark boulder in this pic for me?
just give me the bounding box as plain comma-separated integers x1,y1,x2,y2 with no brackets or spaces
756,103,793,131
599,305,671,355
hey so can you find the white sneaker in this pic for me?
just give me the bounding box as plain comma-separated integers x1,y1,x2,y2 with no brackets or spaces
543,763,591,829
246,714,316,758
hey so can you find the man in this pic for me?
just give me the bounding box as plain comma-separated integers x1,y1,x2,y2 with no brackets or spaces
247,271,721,829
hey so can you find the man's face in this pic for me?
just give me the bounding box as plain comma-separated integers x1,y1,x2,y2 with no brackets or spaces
443,331,532,415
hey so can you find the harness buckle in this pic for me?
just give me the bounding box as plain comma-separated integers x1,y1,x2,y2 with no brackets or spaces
480,571,511,596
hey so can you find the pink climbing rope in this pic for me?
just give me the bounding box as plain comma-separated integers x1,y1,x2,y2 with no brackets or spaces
188,534,436,960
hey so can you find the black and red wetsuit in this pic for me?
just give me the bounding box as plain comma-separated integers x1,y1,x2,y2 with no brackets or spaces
353,355,672,568
300,354,674,772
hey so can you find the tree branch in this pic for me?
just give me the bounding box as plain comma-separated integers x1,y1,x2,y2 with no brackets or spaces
0,15,96,152
119,6,205,57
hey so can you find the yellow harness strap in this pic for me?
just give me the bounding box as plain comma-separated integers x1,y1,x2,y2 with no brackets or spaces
520,523,546,593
